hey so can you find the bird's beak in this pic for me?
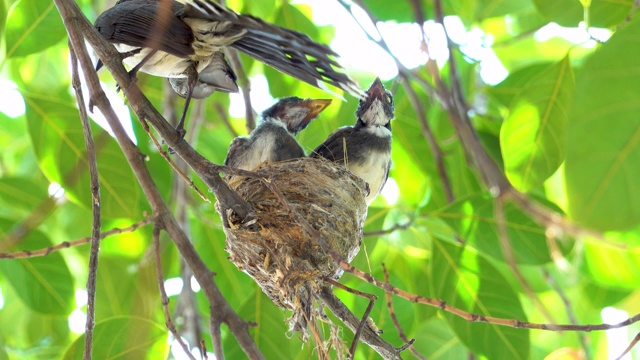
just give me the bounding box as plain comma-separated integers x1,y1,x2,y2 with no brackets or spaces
366,77,386,101
300,98,332,124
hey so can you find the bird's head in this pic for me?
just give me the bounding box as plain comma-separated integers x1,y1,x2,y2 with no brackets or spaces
262,97,332,134
356,77,394,128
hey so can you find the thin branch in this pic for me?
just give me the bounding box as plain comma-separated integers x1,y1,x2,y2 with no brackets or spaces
153,225,196,360
616,332,640,360
0,217,153,259
319,287,403,359
138,118,209,202
542,269,591,359
70,45,102,360
52,2,264,358
225,48,255,132
325,278,378,359
363,219,413,237
382,264,426,360
336,259,640,332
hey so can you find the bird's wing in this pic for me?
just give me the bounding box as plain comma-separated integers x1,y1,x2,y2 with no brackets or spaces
224,136,250,168
310,127,356,164
185,0,362,96
95,0,194,57
273,135,306,161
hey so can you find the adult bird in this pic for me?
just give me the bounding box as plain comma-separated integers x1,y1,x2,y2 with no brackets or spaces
94,0,359,136
168,51,238,100
311,78,394,205
225,97,332,171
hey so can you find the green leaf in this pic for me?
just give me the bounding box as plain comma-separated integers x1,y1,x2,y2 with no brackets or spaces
225,291,293,359
429,239,529,359
413,317,468,359
581,241,640,290
533,0,633,28
0,177,49,213
24,95,141,219
477,0,535,20
501,55,574,191
361,0,416,22
5,0,66,58
436,193,555,265
565,19,640,231
0,220,74,315
488,62,552,108
62,317,168,360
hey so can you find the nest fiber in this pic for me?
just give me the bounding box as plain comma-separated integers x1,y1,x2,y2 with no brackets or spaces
219,157,368,319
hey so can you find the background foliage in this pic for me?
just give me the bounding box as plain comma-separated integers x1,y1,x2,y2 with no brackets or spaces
0,0,639,359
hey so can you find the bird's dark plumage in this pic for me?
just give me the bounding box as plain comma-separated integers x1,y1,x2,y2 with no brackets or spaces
225,97,331,171
94,0,359,135
312,78,394,205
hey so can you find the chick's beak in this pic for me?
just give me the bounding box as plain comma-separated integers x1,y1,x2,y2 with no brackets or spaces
301,99,332,123
366,77,386,101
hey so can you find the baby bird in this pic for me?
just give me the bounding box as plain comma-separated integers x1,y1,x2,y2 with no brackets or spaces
312,78,394,205
225,97,332,171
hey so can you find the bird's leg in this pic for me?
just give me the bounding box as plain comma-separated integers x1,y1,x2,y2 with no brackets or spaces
175,65,198,139
114,48,159,93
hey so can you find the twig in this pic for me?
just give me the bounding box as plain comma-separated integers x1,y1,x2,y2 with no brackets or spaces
382,264,426,360
224,48,255,132
153,225,196,360
0,217,153,259
325,278,378,359
363,219,413,237
138,117,209,202
70,45,102,360
319,287,403,359
52,2,264,357
542,269,591,359
336,260,640,332
616,332,640,360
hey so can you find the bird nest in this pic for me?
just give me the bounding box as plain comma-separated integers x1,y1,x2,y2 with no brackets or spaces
217,157,368,337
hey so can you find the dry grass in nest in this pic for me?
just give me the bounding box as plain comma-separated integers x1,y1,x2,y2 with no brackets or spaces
217,157,368,338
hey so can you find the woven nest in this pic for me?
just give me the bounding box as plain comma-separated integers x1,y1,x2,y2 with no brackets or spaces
217,157,368,337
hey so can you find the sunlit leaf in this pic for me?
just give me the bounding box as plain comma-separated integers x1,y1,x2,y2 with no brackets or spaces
0,220,74,315
62,317,168,360
489,62,552,108
24,95,141,219
581,241,640,290
430,239,529,359
5,0,66,58
436,193,555,265
413,317,467,359
501,55,574,191
566,19,640,231
533,0,633,27
0,177,48,212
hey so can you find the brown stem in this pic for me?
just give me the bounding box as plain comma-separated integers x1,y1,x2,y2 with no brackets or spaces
69,45,102,360
52,1,264,358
